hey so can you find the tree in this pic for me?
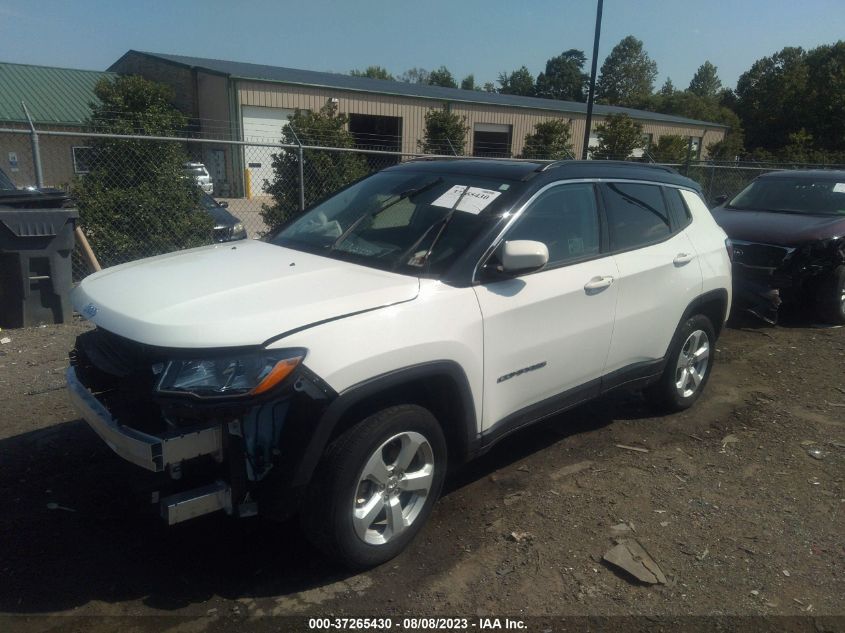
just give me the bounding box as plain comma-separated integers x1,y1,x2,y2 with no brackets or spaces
418,108,469,155
498,66,535,96
688,61,722,98
72,75,211,267
735,43,845,156
734,46,808,151
804,41,845,152
781,128,816,162
648,134,689,162
591,113,645,159
520,119,573,159
535,49,588,101
595,36,658,107
399,67,430,84
350,66,394,80
262,101,369,230
658,78,676,96
482,82,497,93
427,66,458,88
643,89,745,159
460,74,476,91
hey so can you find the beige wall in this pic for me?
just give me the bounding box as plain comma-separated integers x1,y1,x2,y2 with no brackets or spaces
237,80,432,154
0,125,88,189
235,80,726,159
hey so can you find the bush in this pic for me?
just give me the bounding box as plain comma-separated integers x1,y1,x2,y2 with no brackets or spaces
649,135,689,163
591,113,645,160
261,101,370,231
521,120,573,160
418,108,469,155
72,76,211,268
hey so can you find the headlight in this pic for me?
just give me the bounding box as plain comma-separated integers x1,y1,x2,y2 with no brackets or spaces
156,349,304,399
232,222,245,236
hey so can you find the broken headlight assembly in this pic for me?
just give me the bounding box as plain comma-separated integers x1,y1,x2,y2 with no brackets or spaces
155,349,305,399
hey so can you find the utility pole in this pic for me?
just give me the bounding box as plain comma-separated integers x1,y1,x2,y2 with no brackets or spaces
581,0,604,160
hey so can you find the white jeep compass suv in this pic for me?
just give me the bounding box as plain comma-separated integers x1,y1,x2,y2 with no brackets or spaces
67,159,731,568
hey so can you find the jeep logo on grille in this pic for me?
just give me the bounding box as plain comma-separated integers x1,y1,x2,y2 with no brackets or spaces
83,303,98,318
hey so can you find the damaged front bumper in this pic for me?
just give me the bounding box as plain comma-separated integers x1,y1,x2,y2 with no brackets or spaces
66,326,337,525
66,367,224,473
729,237,844,322
67,366,233,523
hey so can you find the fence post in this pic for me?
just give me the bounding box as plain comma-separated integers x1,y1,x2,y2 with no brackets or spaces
21,102,44,188
289,125,306,212
707,162,716,201
684,137,693,176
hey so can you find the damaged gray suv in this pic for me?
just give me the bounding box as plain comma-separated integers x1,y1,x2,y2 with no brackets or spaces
712,170,845,324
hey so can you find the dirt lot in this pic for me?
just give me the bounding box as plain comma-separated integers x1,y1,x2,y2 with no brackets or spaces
0,314,843,629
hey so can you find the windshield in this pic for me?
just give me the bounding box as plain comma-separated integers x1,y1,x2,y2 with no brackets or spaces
728,177,845,216
199,192,221,211
269,170,520,275
185,165,209,177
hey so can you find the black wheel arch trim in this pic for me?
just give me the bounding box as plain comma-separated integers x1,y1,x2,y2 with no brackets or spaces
292,360,477,486
678,288,729,341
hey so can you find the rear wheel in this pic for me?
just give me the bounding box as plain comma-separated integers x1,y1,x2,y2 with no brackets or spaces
815,265,845,325
645,315,715,412
301,405,447,569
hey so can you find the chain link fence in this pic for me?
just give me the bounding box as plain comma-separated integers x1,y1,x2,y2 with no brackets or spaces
3,125,843,282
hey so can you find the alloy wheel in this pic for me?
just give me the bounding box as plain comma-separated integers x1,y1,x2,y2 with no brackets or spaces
674,329,710,398
352,431,435,545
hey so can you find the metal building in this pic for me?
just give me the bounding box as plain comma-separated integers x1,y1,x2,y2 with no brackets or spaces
110,51,728,197
0,62,115,188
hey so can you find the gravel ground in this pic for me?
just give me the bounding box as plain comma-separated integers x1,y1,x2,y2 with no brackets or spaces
0,314,843,630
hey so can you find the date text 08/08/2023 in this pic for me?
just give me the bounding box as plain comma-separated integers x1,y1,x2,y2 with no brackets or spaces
307,617,527,630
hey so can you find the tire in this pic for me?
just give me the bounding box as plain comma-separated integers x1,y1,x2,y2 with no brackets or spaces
645,314,716,413
815,265,845,325
301,404,447,569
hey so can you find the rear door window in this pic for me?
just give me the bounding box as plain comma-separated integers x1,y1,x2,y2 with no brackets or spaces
602,182,671,251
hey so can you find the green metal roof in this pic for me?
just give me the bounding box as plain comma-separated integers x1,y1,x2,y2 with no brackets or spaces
0,62,115,126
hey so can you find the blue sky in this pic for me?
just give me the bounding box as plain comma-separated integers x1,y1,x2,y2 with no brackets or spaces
1,0,843,90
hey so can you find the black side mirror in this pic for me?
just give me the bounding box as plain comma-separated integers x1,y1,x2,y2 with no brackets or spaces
219,201,229,208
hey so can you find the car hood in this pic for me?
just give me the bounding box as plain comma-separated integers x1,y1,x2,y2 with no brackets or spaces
711,206,845,245
72,240,420,349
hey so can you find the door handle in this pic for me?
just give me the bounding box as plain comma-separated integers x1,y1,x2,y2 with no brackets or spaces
673,252,694,266
584,276,614,292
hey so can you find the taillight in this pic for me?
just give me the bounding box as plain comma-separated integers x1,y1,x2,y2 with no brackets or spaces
725,238,734,261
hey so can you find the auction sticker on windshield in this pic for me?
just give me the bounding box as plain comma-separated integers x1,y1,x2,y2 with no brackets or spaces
833,183,845,193
432,185,502,214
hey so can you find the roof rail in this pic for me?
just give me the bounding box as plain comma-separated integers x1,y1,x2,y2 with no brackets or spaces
536,159,574,172
537,159,678,174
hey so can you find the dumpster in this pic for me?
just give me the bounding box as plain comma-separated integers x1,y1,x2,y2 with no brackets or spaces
0,207,79,328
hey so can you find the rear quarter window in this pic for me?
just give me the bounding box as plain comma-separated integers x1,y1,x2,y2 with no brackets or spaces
665,187,692,231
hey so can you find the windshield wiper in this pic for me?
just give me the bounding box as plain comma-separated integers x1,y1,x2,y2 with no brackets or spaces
393,185,475,271
329,178,443,251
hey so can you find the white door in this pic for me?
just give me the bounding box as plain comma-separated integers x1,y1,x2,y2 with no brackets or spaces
241,106,295,195
473,183,619,431
600,182,703,373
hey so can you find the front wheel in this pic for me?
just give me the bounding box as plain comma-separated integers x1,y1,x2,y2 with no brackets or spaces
301,405,447,569
645,314,716,413
816,265,845,325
